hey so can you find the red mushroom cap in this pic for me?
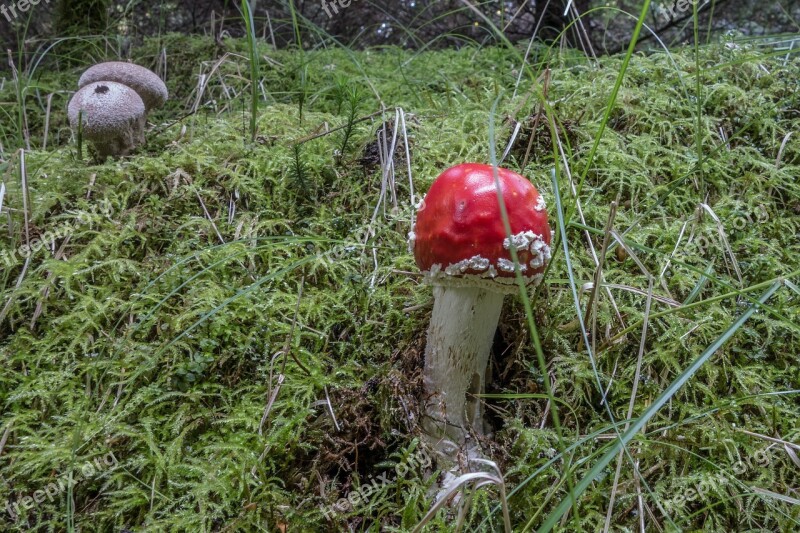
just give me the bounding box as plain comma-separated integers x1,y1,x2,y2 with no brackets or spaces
410,163,552,290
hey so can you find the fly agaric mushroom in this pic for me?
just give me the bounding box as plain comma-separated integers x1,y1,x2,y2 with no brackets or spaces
68,81,146,160
409,163,551,460
78,61,168,113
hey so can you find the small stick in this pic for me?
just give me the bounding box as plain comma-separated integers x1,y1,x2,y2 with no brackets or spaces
0,421,12,457
260,277,308,434
521,69,551,172
583,201,617,350
292,110,383,145
279,276,310,376
150,108,199,137
20,149,30,246
323,385,340,432
0,254,31,324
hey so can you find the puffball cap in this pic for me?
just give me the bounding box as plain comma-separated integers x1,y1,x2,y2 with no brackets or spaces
68,81,146,137
79,61,168,112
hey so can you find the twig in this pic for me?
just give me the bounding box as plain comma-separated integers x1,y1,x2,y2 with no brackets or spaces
20,149,30,247
258,374,284,436
0,421,12,457
279,276,310,376
736,429,800,451
607,0,732,54
0,254,31,324
521,69,550,172
193,188,225,245
293,110,383,145
584,201,618,352
775,131,793,170
323,385,340,432
260,277,309,434
150,108,199,137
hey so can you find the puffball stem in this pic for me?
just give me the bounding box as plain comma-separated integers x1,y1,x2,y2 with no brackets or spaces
422,284,504,455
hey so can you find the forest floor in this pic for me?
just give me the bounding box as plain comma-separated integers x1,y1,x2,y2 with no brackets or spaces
0,34,799,531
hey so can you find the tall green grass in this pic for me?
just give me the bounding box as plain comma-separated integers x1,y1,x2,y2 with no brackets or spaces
241,0,260,143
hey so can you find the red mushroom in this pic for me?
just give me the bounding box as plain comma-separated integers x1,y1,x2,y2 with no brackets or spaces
410,163,551,461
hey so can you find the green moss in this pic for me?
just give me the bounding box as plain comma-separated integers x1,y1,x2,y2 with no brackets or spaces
0,35,798,531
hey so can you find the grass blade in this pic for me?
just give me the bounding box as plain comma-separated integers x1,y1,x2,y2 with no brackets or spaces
536,280,783,531
241,0,259,143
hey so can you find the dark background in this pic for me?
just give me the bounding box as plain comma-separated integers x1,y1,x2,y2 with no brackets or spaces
3,0,799,62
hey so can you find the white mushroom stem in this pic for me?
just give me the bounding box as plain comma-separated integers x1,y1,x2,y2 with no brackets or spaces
421,283,505,459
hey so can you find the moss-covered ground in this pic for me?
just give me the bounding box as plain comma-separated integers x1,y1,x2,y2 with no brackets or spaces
1,34,799,531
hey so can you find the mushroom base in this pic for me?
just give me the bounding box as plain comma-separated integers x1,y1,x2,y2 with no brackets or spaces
92,114,146,160
421,284,504,461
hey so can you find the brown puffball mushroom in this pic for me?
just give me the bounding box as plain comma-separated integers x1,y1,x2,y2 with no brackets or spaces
68,81,146,161
78,61,168,113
